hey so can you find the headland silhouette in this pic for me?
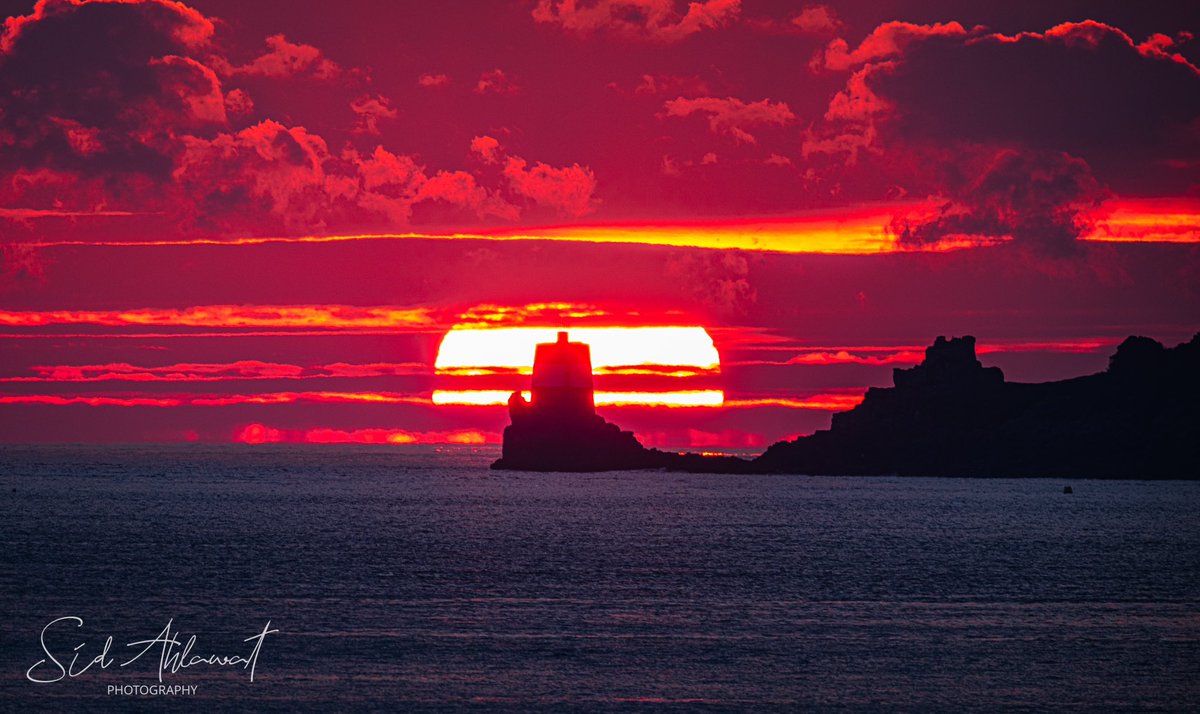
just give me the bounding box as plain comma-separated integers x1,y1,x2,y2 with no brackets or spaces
492,331,1200,477
491,331,747,472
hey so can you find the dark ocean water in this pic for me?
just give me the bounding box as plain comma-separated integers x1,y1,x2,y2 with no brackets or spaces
1,444,1198,712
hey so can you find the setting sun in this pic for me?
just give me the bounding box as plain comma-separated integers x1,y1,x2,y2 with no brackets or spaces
433,325,722,407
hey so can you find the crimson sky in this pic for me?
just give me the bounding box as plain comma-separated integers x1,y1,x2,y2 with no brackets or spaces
1,0,1197,446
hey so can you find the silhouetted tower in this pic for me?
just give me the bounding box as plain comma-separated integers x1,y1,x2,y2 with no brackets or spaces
531,331,595,419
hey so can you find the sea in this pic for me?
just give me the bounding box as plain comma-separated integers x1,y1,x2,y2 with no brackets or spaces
1,444,1198,712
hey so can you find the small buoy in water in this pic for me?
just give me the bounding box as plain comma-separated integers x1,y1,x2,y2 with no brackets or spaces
1063,485,1073,494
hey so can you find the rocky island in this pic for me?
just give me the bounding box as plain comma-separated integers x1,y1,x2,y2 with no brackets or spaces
493,331,1199,477
491,332,748,472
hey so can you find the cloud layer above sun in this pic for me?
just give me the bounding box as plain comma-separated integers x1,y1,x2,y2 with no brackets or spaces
1,1,1197,446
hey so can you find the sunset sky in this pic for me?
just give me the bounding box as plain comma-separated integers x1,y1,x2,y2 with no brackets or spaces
1,0,1197,447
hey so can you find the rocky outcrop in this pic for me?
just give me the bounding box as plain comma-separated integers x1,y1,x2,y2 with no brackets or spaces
493,391,751,472
491,332,748,472
754,333,1200,478
492,330,1199,477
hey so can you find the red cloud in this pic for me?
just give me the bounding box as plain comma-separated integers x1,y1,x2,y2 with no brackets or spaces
791,5,840,35
475,68,518,94
351,145,516,224
802,18,1200,250
662,96,794,143
816,21,970,71
802,64,888,163
416,171,520,220
223,87,254,115
350,94,398,135
0,304,436,328
1,0,215,53
7,360,429,383
503,157,597,217
629,73,711,96
221,33,339,79
417,72,450,87
470,135,502,163
153,54,227,124
236,424,497,445
0,0,596,234
890,149,1110,256
471,136,597,217
989,20,1200,75
533,0,740,42
0,0,225,182
175,119,335,230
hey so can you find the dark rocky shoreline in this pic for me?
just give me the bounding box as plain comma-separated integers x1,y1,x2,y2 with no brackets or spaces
493,333,1199,477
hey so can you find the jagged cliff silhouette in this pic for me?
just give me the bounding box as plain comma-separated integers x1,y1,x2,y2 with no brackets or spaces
493,331,1200,477
492,331,745,472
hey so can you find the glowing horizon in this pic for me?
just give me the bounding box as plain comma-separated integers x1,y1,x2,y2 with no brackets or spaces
435,326,720,371
431,389,726,407
18,198,1199,255
434,325,723,408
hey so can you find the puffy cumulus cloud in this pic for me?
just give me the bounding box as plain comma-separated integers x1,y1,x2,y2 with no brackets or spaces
175,128,519,231
0,0,596,235
223,87,254,116
472,135,598,217
750,5,841,36
503,158,596,217
801,64,888,163
806,18,1200,250
173,119,338,230
791,5,840,35
475,68,518,94
815,21,970,71
217,33,339,79
1,0,215,52
0,0,224,191
662,96,795,144
533,0,740,43
415,171,520,222
875,21,1200,164
417,72,450,88
891,150,1110,257
350,94,398,135
813,19,1200,166
470,135,502,164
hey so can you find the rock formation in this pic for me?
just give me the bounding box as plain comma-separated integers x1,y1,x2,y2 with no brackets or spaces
493,330,1199,478
491,331,748,472
755,333,1200,477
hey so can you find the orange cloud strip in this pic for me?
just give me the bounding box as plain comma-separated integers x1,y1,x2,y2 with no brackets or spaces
22,198,1198,254
0,391,431,407
235,423,497,445
5,204,954,254
732,338,1119,363
0,388,860,411
725,393,866,411
1086,199,1200,243
0,305,434,329
2,361,428,383
0,208,145,218
784,350,926,366
430,389,725,407
451,302,695,328
0,330,422,340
